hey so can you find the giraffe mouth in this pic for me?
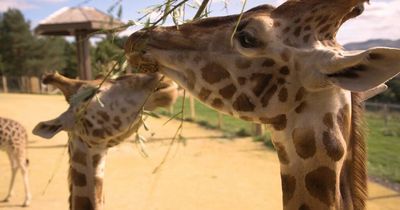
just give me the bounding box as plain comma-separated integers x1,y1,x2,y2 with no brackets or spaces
125,30,160,73
125,51,160,73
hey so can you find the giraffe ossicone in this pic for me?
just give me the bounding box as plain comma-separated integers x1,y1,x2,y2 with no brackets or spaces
0,117,31,207
33,72,178,210
125,0,400,209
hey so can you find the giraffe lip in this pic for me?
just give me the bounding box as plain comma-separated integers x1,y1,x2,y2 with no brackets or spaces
160,67,186,84
126,51,160,73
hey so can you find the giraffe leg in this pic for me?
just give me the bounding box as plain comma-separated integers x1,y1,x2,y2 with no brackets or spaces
18,155,31,207
3,151,18,202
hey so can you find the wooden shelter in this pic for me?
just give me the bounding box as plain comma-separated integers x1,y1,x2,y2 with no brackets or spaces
34,7,124,79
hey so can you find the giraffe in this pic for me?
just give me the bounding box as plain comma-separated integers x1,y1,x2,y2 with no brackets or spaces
32,72,178,210
0,117,31,207
124,0,400,209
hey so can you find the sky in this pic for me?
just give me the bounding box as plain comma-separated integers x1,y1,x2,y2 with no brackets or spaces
0,0,399,44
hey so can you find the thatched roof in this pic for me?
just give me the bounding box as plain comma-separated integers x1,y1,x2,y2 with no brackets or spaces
34,7,124,36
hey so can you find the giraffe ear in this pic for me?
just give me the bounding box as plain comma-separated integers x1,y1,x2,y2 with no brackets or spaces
32,110,74,139
324,48,400,92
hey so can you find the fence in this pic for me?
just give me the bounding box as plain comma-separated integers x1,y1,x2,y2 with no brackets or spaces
365,102,400,136
173,96,400,137
0,75,47,94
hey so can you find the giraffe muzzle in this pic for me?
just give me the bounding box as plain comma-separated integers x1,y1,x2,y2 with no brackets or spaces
125,30,160,73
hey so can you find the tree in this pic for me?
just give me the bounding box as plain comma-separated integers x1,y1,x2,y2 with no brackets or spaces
92,36,124,76
62,41,78,78
0,9,35,76
25,37,68,76
372,79,400,103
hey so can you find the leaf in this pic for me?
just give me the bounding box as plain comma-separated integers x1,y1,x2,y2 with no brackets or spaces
163,111,183,125
69,86,97,106
136,134,149,158
163,0,172,24
143,110,161,118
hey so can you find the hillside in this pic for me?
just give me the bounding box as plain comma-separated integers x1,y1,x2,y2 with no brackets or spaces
344,39,400,50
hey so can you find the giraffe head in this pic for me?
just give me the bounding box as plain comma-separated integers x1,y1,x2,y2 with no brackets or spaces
125,0,400,125
33,72,178,147
125,1,400,209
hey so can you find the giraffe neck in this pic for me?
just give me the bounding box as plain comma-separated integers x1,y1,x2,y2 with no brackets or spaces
68,135,107,210
270,89,364,210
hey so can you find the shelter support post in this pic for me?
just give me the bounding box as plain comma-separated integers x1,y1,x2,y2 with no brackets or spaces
76,33,92,80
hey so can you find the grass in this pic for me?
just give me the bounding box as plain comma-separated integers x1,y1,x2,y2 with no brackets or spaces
365,112,400,183
156,97,400,183
156,97,252,138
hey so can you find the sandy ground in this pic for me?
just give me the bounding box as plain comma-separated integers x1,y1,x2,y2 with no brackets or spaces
0,93,399,210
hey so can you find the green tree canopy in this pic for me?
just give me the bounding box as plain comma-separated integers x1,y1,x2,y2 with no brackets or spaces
0,9,34,76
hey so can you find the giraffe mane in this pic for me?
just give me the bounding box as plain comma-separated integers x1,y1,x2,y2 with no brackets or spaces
349,92,367,209
67,140,73,210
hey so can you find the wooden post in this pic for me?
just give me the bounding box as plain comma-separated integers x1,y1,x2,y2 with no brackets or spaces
252,124,263,136
1,76,8,93
189,95,196,120
217,113,223,129
383,104,389,128
76,33,92,80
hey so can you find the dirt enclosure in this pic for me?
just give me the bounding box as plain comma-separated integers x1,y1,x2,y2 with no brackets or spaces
0,93,399,210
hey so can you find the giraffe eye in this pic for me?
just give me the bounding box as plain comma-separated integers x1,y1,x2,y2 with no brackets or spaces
237,31,258,48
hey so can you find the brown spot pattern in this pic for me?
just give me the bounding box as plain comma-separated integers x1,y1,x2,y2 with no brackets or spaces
279,66,290,75
369,53,384,60
233,94,255,112
292,128,316,159
261,85,277,107
295,87,306,101
113,116,122,130
237,77,247,85
92,129,105,138
274,142,290,164
235,58,252,69
71,168,87,187
240,116,252,121
251,73,273,97
198,88,212,101
303,34,311,43
323,113,334,129
280,49,291,62
74,196,94,210
295,102,307,113
259,114,287,131
186,69,196,89
305,166,336,206
82,118,93,128
72,149,87,166
299,204,311,210
281,174,296,204
219,84,237,99
212,98,224,109
92,154,102,167
97,111,110,121
277,78,286,85
294,26,302,37
201,62,230,84
262,58,276,67
337,104,350,138
323,131,344,161
278,87,288,102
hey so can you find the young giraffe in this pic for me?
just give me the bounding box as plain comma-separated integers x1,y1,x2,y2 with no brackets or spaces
0,117,31,207
125,0,400,209
32,72,178,210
